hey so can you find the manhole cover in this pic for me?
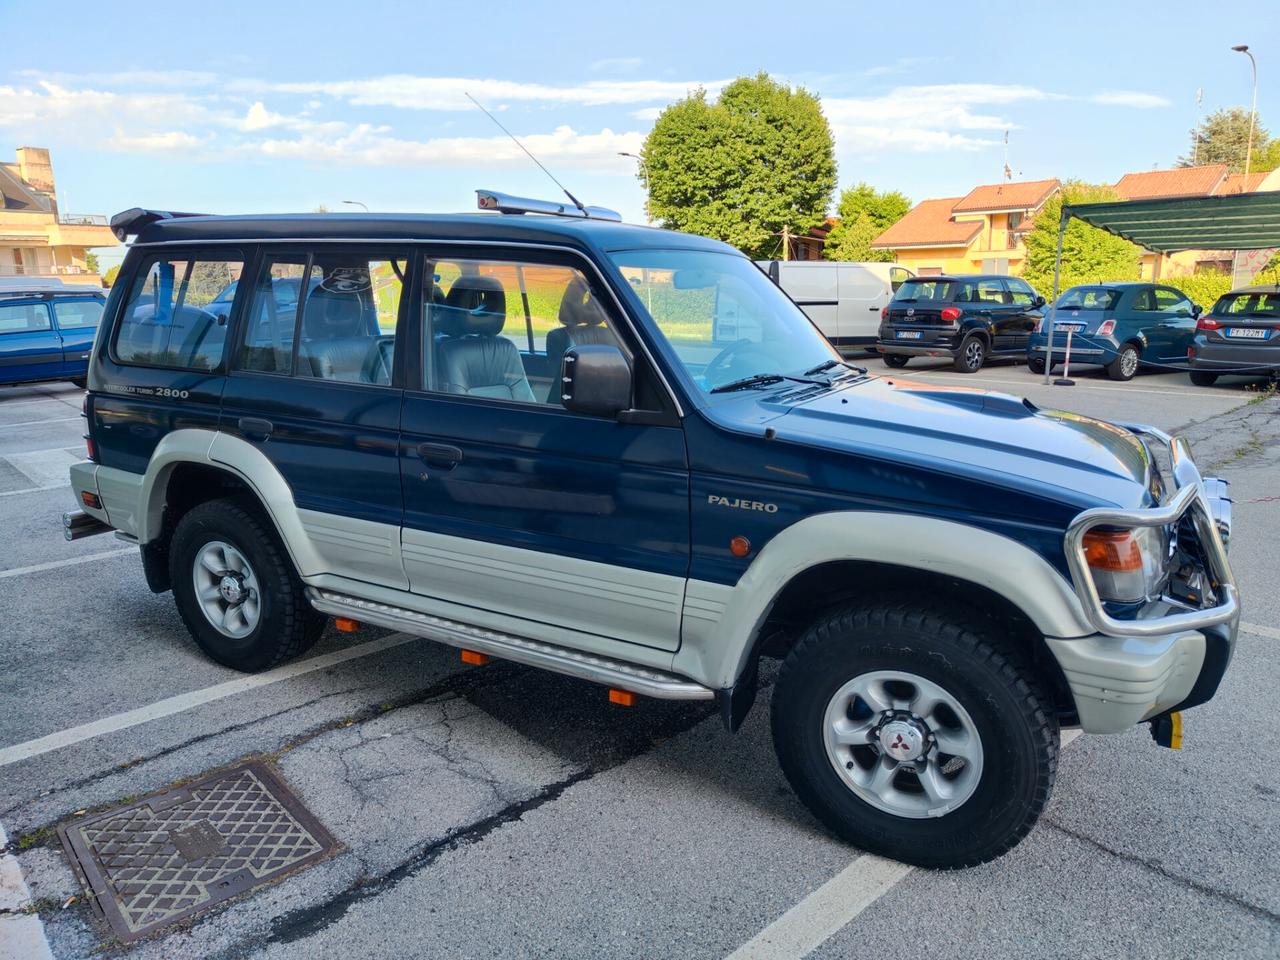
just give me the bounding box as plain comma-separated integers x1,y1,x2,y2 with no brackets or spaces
59,761,336,942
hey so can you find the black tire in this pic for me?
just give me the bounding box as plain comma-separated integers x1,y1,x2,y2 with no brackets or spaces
1106,343,1140,382
169,498,324,671
1027,357,1046,375
1189,370,1218,387
953,335,986,373
882,354,909,369
71,377,87,389
771,602,1058,869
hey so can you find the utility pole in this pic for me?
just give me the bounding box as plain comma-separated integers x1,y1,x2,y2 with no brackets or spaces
782,225,791,261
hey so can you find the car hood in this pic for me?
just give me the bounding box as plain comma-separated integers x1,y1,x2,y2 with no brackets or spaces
745,375,1154,510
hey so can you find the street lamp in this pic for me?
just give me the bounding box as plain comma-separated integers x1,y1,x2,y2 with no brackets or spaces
341,200,369,212
1232,45,1258,182
618,151,650,222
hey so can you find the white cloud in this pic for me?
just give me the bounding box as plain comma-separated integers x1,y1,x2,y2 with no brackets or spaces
1091,91,1171,108
0,81,210,129
232,101,351,135
103,130,209,153
630,106,662,121
257,74,724,110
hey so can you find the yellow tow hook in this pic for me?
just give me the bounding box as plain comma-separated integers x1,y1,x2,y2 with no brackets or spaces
1149,711,1183,750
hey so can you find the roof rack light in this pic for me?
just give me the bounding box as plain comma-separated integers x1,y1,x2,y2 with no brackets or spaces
109,208,209,242
476,190,622,223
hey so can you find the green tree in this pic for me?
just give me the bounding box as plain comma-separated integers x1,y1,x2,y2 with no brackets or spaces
84,251,99,274
1022,182,1141,293
102,264,120,287
1180,107,1273,172
641,73,836,259
823,182,911,262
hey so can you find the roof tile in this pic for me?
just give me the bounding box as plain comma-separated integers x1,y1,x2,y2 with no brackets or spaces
951,179,1059,213
1114,164,1228,200
871,197,983,249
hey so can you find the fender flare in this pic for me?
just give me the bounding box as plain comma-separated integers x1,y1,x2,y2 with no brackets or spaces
138,428,325,577
674,511,1094,689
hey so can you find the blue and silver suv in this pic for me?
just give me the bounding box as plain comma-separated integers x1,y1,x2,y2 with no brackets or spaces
62,195,1239,869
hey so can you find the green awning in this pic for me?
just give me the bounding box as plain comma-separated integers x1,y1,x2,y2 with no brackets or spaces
1064,191,1280,253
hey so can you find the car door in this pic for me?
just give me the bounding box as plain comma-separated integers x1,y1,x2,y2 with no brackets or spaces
836,264,888,346
399,249,690,654
973,279,1015,351
1004,278,1042,352
0,298,62,384
50,296,105,378
1152,287,1197,362
220,246,410,589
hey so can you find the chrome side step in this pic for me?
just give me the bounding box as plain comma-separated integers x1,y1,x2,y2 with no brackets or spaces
306,588,715,701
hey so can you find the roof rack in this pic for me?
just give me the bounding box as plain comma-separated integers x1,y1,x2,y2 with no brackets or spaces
476,190,622,223
109,208,209,242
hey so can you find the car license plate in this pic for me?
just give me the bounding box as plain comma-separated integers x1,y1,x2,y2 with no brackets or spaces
1056,322,1085,332
1227,327,1267,339
896,331,923,339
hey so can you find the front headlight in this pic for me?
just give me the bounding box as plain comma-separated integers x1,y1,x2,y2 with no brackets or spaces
1081,525,1170,603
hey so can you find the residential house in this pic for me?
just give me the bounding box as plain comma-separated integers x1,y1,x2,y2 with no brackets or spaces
870,179,1060,276
0,147,116,286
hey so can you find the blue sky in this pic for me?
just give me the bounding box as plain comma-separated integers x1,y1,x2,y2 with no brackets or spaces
2,0,1275,250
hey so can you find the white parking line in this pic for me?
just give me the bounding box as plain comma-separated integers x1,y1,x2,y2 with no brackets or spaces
0,632,418,767
0,825,54,960
0,548,135,581
723,728,1084,960
0,483,68,498
0,416,79,429
4,448,82,488
1241,621,1280,641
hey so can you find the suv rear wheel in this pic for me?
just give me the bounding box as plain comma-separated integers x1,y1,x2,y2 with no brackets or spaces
953,335,987,373
882,354,909,369
170,498,325,671
771,601,1058,868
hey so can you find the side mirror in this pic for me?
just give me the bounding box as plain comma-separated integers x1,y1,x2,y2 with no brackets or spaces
1192,303,1204,318
561,344,632,418
1033,296,1047,309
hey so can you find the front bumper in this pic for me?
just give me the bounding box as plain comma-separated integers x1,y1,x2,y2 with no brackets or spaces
1048,426,1239,733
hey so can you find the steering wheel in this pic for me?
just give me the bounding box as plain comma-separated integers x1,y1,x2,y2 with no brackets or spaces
702,339,777,389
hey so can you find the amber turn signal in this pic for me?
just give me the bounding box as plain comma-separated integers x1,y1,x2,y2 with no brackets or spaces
460,649,490,666
1081,530,1142,571
334,617,360,633
730,536,751,558
608,688,636,707
81,491,101,510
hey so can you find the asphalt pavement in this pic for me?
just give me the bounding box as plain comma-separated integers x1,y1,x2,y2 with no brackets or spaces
0,367,1276,960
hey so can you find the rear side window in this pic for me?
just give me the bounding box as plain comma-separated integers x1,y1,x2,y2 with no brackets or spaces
238,252,404,385
0,301,52,334
52,299,105,329
114,255,243,369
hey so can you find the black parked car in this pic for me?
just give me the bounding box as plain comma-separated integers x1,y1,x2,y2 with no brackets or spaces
877,274,1046,373
1188,284,1280,386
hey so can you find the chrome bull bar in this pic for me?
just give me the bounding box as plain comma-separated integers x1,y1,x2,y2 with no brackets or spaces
1064,427,1237,639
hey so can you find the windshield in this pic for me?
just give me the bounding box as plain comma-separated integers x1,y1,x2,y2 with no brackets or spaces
1213,291,1280,317
1057,287,1120,310
892,278,968,303
608,248,838,393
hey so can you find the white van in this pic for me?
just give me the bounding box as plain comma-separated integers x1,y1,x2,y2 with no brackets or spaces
757,261,914,352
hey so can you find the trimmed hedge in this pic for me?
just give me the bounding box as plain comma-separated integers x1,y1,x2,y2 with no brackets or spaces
1161,274,1233,310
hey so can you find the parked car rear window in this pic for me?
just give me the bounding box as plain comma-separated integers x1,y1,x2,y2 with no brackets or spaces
0,301,52,334
892,279,971,303
52,298,104,329
1056,287,1120,311
114,255,243,369
1213,291,1280,317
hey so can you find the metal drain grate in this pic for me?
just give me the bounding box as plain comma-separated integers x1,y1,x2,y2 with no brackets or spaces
60,761,336,942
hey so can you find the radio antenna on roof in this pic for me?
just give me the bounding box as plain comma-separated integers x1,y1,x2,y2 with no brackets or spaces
465,92,588,216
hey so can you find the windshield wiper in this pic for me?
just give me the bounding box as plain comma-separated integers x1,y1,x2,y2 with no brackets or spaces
710,371,833,394
804,359,867,377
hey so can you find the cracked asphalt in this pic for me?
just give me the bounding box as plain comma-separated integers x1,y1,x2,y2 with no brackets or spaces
0,369,1277,960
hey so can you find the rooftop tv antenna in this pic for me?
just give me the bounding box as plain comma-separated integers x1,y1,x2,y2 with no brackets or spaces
465,92,588,216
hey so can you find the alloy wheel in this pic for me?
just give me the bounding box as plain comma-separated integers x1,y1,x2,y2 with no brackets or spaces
192,540,261,639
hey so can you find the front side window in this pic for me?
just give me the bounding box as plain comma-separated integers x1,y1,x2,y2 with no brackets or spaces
1057,287,1120,311
423,258,621,405
1154,288,1191,313
0,301,52,334
1007,280,1036,307
52,298,105,329
608,248,837,394
115,255,242,369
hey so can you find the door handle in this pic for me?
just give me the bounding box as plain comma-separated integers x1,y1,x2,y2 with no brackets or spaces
417,442,463,467
238,417,273,439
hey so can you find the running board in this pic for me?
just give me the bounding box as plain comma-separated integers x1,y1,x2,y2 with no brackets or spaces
306,589,715,701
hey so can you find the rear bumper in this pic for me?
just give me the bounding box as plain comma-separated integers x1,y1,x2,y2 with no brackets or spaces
69,460,108,524
1046,618,1236,733
1189,338,1280,374
875,337,960,358
1027,331,1119,365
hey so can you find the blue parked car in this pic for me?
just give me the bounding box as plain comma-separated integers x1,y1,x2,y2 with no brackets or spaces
1026,283,1202,381
0,278,106,387
63,197,1238,868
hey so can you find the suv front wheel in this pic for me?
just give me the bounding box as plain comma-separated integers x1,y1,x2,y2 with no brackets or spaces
170,498,325,671
771,601,1058,868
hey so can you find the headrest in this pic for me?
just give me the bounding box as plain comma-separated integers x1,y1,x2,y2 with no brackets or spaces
557,274,607,328
303,286,365,339
437,275,507,337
